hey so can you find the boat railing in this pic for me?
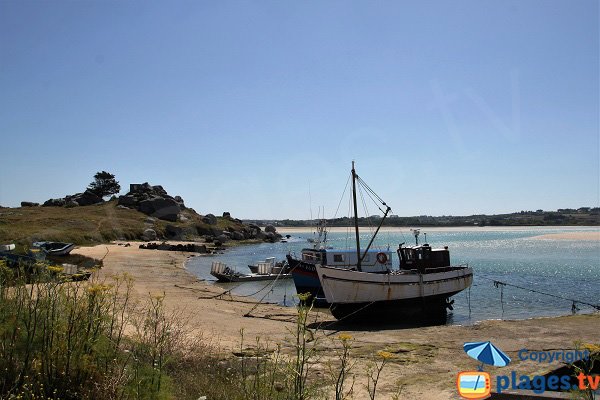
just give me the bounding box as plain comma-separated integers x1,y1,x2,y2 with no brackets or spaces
422,264,470,273
211,261,227,274
397,264,470,275
257,262,271,275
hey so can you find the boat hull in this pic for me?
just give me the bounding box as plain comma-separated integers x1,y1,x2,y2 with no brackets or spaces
287,255,328,306
33,242,75,256
211,271,292,282
316,264,473,321
329,294,453,322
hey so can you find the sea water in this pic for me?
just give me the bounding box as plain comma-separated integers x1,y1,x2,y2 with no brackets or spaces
185,227,600,324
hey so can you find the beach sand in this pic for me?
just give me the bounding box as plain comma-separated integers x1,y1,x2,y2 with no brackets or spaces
530,231,600,240
75,243,600,399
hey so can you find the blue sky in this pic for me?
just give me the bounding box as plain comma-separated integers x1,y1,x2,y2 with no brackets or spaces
1,0,598,219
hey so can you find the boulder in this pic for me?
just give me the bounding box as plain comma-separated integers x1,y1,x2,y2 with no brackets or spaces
216,234,229,243
151,185,168,197
120,183,188,221
264,225,277,233
117,195,137,207
20,202,39,207
174,195,186,209
202,213,217,225
143,229,158,241
43,198,65,207
264,231,277,242
70,189,103,206
165,224,184,240
193,244,208,253
231,231,244,240
222,212,231,218
139,197,180,222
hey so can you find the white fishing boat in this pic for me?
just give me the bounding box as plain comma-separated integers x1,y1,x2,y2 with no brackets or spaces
315,162,473,322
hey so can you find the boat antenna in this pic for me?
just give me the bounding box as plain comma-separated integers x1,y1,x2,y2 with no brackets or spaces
351,161,362,271
411,229,420,245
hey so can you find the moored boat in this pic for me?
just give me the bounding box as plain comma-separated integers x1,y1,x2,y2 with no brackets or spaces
211,261,292,282
248,257,290,274
287,248,393,306
314,162,473,322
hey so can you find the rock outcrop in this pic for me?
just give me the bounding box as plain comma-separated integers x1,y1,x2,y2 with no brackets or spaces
42,189,104,207
118,183,183,222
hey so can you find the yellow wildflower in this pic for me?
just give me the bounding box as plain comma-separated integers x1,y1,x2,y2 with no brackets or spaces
47,266,63,273
297,292,311,302
338,333,353,342
377,350,394,360
87,284,111,294
582,343,600,353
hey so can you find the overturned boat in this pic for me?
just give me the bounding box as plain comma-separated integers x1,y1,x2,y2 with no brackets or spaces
32,242,75,256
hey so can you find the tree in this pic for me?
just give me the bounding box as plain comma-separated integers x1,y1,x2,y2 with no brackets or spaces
87,171,121,198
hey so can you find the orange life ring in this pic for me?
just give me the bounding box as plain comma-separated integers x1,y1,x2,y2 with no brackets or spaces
376,252,388,264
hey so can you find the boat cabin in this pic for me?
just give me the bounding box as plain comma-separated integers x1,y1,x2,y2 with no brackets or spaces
301,248,391,272
397,244,450,272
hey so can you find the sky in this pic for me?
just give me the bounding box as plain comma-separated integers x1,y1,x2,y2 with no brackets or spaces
0,0,598,219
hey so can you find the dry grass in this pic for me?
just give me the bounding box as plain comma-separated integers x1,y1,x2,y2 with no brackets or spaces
0,200,246,247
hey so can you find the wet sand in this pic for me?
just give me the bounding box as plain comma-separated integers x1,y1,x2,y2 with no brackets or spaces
74,243,600,399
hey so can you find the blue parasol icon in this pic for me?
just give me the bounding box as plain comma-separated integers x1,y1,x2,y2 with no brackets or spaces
464,341,511,370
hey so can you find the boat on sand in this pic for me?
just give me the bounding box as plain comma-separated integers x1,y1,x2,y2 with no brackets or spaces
315,162,473,322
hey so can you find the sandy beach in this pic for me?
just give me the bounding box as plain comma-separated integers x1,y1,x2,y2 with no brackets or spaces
74,243,600,399
530,231,600,240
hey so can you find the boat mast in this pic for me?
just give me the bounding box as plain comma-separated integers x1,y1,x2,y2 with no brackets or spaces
351,161,362,272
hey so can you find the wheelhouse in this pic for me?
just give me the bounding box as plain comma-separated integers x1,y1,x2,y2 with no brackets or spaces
398,244,450,272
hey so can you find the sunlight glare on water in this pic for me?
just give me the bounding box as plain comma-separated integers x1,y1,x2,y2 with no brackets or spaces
186,227,600,325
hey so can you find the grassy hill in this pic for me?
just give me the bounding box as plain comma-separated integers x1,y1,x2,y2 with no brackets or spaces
0,200,243,247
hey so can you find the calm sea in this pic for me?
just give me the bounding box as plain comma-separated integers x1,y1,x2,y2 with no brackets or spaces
186,227,600,325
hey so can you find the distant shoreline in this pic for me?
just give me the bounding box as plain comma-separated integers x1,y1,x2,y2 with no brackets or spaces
275,225,600,235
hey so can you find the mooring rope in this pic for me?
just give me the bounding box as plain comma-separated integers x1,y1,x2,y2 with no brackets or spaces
478,273,600,311
243,264,298,317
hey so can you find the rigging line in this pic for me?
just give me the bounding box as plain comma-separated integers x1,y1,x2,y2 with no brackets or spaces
244,262,291,317
356,176,387,206
357,182,375,239
318,301,378,335
478,274,600,311
358,178,386,214
332,173,352,220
